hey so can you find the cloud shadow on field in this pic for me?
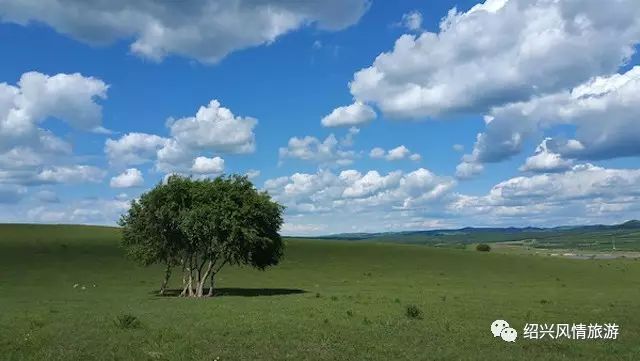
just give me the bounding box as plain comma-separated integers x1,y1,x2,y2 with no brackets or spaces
155,288,307,298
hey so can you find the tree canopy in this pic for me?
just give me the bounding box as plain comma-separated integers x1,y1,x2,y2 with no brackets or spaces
119,174,285,297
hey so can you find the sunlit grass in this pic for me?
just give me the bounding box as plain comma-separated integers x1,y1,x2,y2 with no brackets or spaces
1,224,639,360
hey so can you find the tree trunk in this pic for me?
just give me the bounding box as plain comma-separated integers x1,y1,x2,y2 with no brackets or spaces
179,256,195,297
188,256,195,296
159,263,171,296
207,271,215,297
196,260,214,297
187,268,194,297
180,261,188,297
195,268,200,294
207,259,227,297
180,268,192,297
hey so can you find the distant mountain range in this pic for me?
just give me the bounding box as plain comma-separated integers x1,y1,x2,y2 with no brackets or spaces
313,220,640,241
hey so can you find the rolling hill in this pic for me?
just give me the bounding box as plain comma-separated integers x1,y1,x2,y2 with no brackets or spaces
312,220,640,251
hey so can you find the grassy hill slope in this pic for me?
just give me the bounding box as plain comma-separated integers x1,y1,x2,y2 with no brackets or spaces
316,221,640,251
1,224,639,360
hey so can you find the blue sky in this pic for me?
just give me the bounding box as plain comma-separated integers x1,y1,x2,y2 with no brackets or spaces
1,0,639,235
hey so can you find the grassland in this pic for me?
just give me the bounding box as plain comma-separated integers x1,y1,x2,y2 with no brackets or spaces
318,221,640,252
1,224,640,360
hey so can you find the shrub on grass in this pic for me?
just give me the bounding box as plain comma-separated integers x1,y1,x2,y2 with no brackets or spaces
29,319,45,329
405,304,423,320
476,243,491,252
114,314,141,329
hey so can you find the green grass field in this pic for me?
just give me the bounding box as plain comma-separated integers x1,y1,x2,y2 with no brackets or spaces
319,221,640,252
1,224,640,360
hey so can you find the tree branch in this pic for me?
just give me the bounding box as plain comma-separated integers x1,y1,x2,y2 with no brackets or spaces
214,258,228,274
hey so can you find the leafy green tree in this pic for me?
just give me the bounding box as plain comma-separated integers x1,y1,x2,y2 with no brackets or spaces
119,175,285,297
119,175,193,295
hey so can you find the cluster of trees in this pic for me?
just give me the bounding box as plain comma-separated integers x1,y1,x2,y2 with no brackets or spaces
119,174,285,297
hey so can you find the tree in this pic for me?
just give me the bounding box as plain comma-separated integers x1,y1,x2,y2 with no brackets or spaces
119,175,193,295
119,174,285,297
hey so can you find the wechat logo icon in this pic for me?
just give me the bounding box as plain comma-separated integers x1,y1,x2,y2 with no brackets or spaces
491,319,518,342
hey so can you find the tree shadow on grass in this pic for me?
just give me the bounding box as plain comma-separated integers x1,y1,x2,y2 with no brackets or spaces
154,288,307,298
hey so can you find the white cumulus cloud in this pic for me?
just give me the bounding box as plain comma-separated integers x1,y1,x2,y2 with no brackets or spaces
460,65,640,177
264,167,455,214
369,145,420,161
400,11,422,31
191,156,225,174
245,169,261,179
36,165,106,185
168,99,256,154
110,168,144,188
321,101,376,127
0,71,109,194
105,133,168,167
279,131,358,167
1,72,107,152
520,138,573,173
0,0,370,63
342,0,640,119
106,99,256,173
450,164,640,225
